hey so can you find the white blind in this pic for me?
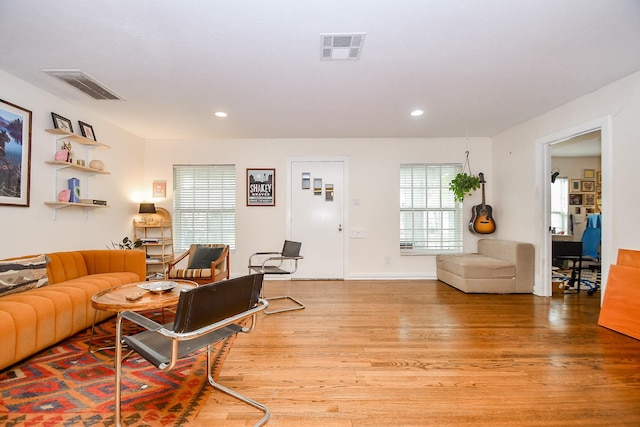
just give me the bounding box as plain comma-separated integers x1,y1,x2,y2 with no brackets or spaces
173,165,236,252
400,164,463,254
550,177,569,234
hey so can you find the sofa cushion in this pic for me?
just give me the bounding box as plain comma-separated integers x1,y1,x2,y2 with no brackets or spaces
436,253,516,279
0,254,49,297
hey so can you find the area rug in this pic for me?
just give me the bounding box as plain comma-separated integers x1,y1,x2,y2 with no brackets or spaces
0,311,238,426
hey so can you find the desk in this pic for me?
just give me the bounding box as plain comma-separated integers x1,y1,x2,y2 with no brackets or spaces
552,241,583,291
90,279,197,351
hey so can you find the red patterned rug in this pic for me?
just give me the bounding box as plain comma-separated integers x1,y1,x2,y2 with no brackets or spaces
0,310,237,426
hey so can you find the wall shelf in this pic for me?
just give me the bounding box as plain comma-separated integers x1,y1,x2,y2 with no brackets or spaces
44,160,111,175
45,128,111,149
44,128,111,220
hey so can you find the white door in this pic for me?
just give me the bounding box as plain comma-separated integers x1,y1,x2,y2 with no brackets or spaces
289,160,345,279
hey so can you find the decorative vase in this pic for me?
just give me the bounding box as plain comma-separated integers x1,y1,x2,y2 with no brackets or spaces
55,149,68,161
89,159,104,171
57,189,71,202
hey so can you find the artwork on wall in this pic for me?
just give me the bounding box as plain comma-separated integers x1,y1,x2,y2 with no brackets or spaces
247,168,275,206
570,179,581,192
0,99,32,207
581,180,595,192
153,180,167,198
569,194,583,205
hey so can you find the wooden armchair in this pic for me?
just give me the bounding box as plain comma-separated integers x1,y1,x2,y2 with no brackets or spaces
168,244,230,284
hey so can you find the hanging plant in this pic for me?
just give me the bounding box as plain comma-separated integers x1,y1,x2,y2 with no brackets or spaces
449,151,481,202
449,172,481,202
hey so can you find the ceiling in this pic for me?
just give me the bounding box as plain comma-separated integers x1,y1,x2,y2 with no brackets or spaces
1,0,639,140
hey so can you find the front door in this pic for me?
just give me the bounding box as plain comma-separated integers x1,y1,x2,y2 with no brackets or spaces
289,159,346,279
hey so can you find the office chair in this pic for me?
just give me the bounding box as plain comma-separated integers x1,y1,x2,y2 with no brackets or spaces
248,240,304,314
114,274,270,427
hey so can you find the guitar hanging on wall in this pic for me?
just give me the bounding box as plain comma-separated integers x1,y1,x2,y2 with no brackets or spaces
469,172,496,234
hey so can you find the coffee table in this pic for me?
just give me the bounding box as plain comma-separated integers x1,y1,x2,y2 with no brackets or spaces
89,279,197,352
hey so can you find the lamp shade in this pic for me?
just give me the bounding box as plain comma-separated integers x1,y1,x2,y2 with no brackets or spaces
139,203,157,214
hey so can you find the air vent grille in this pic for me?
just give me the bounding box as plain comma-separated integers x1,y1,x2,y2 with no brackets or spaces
321,33,366,60
42,69,123,100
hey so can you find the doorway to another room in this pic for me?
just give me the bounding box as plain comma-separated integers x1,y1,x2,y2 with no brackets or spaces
538,117,611,300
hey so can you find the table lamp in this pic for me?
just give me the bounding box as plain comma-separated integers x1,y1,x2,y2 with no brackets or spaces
139,203,156,224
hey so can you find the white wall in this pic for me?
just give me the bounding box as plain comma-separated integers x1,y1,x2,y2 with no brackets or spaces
0,70,146,258
493,70,640,295
144,137,491,278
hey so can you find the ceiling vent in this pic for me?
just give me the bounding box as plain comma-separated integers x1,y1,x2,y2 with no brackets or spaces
321,33,366,60
42,69,124,100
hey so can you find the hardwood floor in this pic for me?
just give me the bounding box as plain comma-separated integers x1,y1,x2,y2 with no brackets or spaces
193,280,640,426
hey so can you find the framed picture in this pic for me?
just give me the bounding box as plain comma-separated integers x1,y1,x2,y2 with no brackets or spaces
0,99,32,207
596,170,602,184
570,179,581,192
583,169,595,179
569,194,583,205
247,168,275,206
78,121,96,141
585,194,595,206
152,180,166,198
51,112,73,133
581,180,595,192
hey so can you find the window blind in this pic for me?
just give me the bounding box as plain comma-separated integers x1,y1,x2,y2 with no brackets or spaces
400,163,463,254
173,165,236,252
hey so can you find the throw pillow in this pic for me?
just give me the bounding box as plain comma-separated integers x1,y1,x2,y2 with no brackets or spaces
187,246,224,269
0,254,50,297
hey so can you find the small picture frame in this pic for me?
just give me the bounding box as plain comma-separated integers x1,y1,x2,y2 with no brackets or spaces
581,180,595,192
570,194,583,205
570,179,581,192
78,121,96,141
585,194,595,206
583,169,595,179
247,168,275,206
51,112,73,132
596,170,602,184
152,180,167,198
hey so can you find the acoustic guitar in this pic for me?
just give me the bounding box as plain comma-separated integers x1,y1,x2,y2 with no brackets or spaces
469,172,496,234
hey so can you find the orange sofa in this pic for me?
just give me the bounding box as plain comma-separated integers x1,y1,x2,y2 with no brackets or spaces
0,249,146,371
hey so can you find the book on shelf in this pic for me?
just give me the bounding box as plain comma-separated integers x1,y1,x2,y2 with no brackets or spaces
139,238,162,243
79,198,107,205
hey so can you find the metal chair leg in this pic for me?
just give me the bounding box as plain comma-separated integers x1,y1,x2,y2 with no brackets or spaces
206,344,270,426
264,295,305,314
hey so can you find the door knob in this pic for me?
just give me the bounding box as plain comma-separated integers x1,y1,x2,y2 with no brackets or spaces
338,224,342,231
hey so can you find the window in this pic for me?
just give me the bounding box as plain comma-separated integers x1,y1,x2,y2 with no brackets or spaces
550,177,569,234
173,165,236,252
400,164,463,254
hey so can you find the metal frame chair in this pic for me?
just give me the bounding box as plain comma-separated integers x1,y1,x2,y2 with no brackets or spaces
248,240,304,314
114,274,269,427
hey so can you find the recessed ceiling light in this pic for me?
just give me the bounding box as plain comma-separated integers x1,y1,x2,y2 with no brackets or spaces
214,111,228,118
410,110,424,117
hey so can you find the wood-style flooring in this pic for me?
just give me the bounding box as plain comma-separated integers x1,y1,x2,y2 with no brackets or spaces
193,280,640,426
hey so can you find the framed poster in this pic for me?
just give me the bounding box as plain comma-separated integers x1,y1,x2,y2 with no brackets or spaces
247,168,275,206
152,180,166,198
0,99,32,207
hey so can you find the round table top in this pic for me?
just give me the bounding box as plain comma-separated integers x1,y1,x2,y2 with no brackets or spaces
91,279,197,312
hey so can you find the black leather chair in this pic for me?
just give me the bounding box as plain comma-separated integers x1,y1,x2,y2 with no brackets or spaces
114,274,269,426
248,240,304,314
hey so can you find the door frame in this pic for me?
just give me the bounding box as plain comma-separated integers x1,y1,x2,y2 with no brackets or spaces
536,116,612,299
286,156,350,279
